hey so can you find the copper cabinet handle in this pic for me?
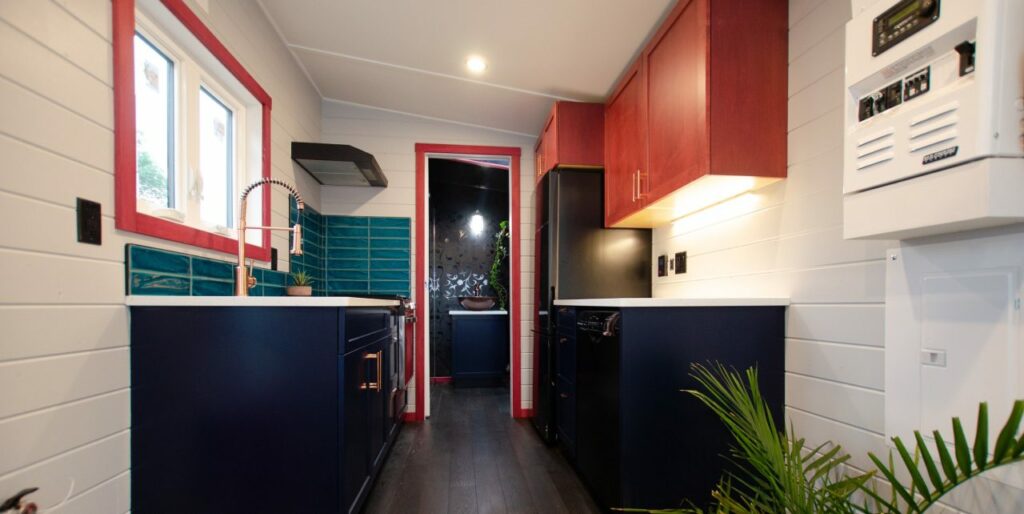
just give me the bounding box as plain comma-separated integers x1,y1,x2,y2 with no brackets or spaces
560,393,570,398
638,170,648,199
631,169,638,202
559,337,568,344
360,351,383,391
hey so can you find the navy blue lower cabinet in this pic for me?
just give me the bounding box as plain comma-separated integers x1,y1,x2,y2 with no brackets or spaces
130,306,401,514
571,306,785,511
451,312,509,387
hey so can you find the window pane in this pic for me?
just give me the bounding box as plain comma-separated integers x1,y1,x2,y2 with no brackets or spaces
134,33,174,208
199,87,234,228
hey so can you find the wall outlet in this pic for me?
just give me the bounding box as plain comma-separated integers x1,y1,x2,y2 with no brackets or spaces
657,255,667,277
674,251,687,274
76,198,101,245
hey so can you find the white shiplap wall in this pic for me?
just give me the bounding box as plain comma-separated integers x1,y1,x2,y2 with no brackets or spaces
652,0,1023,511
0,0,321,511
319,99,537,415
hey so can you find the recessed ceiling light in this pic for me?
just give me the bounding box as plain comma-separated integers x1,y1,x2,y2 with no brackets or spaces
466,55,487,74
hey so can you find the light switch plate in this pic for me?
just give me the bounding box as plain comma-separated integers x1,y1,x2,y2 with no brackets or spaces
76,198,101,245
674,251,687,274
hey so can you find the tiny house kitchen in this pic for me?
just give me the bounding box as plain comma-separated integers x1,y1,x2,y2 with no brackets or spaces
1,0,1023,513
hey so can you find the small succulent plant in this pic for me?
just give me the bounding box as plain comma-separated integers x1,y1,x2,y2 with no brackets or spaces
290,271,314,287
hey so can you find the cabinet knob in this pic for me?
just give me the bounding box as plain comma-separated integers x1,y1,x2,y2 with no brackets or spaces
559,337,568,344
560,393,570,399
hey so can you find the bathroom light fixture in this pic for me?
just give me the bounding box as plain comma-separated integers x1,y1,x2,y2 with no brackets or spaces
469,212,485,236
466,55,487,74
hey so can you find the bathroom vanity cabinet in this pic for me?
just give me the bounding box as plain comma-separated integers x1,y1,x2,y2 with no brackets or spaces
129,300,402,514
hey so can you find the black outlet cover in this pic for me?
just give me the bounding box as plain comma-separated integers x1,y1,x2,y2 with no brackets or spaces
674,251,687,274
657,255,667,277
271,247,279,271
76,198,101,245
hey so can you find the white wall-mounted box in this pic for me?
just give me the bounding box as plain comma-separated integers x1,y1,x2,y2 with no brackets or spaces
886,227,1024,488
843,0,1024,240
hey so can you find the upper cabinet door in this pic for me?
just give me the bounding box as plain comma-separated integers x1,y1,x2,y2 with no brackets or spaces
643,0,708,202
604,61,646,227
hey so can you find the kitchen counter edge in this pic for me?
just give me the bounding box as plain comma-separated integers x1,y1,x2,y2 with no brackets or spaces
126,296,401,307
552,298,790,307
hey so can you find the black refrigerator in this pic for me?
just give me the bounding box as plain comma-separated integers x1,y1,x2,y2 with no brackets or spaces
531,168,650,443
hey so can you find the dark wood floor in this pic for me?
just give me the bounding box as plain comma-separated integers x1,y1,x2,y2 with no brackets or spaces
362,384,602,514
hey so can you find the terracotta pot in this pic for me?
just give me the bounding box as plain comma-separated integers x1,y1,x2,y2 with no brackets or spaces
286,285,313,297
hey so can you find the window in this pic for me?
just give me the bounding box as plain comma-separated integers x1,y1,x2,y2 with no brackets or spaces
114,0,272,260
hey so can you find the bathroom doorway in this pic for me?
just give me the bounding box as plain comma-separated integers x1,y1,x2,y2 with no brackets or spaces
413,144,523,421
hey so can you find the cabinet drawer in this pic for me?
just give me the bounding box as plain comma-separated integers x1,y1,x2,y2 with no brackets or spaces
344,308,392,354
556,377,576,457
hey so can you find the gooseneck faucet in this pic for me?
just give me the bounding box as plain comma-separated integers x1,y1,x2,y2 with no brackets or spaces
236,178,304,296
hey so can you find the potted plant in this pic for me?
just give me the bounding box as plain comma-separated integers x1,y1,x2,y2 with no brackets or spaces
287,271,314,297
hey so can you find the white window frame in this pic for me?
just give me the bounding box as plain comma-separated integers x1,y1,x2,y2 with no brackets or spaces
133,8,260,240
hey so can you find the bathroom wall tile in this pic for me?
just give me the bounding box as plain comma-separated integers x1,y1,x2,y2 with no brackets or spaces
129,245,190,275
129,272,190,296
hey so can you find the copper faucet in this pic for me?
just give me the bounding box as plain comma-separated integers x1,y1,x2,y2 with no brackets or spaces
236,178,304,296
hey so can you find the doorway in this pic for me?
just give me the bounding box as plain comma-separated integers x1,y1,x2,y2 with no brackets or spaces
414,144,523,421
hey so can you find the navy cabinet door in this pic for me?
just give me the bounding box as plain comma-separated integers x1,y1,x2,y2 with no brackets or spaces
342,349,370,512
556,376,576,457
367,339,387,471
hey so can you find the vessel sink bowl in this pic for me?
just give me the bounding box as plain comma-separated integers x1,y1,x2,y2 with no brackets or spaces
459,296,497,311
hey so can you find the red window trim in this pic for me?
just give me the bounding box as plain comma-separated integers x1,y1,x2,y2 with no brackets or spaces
113,0,273,261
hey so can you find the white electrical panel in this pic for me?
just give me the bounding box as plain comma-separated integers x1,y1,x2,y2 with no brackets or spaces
886,228,1024,488
843,0,1024,240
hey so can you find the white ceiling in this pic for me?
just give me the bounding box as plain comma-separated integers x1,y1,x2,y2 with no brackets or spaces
257,0,675,136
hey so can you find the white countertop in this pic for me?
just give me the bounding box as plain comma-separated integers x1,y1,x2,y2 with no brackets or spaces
553,297,789,307
126,296,400,307
449,310,509,315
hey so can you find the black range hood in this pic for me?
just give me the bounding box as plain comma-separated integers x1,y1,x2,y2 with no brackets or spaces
291,142,388,187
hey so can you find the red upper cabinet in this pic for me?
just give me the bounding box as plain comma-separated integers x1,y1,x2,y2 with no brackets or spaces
604,60,647,227
534,101,604,181
604,0,787,228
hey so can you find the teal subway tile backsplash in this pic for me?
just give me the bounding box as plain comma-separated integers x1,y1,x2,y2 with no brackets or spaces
129,272,190,296
129,246,190,275
125,244,288,297
312,213,411,297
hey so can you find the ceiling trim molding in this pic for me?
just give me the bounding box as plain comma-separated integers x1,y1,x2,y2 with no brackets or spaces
254,0,323,98
323,97,540,139
290,43,583,102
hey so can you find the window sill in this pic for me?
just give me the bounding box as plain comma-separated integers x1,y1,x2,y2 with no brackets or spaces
117,211,270,262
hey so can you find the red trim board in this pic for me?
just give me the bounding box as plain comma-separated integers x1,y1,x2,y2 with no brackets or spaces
112,0,272,260
413,144,524,421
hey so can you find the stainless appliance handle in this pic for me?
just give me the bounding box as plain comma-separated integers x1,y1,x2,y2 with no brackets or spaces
602,312,622,337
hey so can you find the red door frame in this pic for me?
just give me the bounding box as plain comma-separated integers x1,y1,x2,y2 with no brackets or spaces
413,143,524,420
